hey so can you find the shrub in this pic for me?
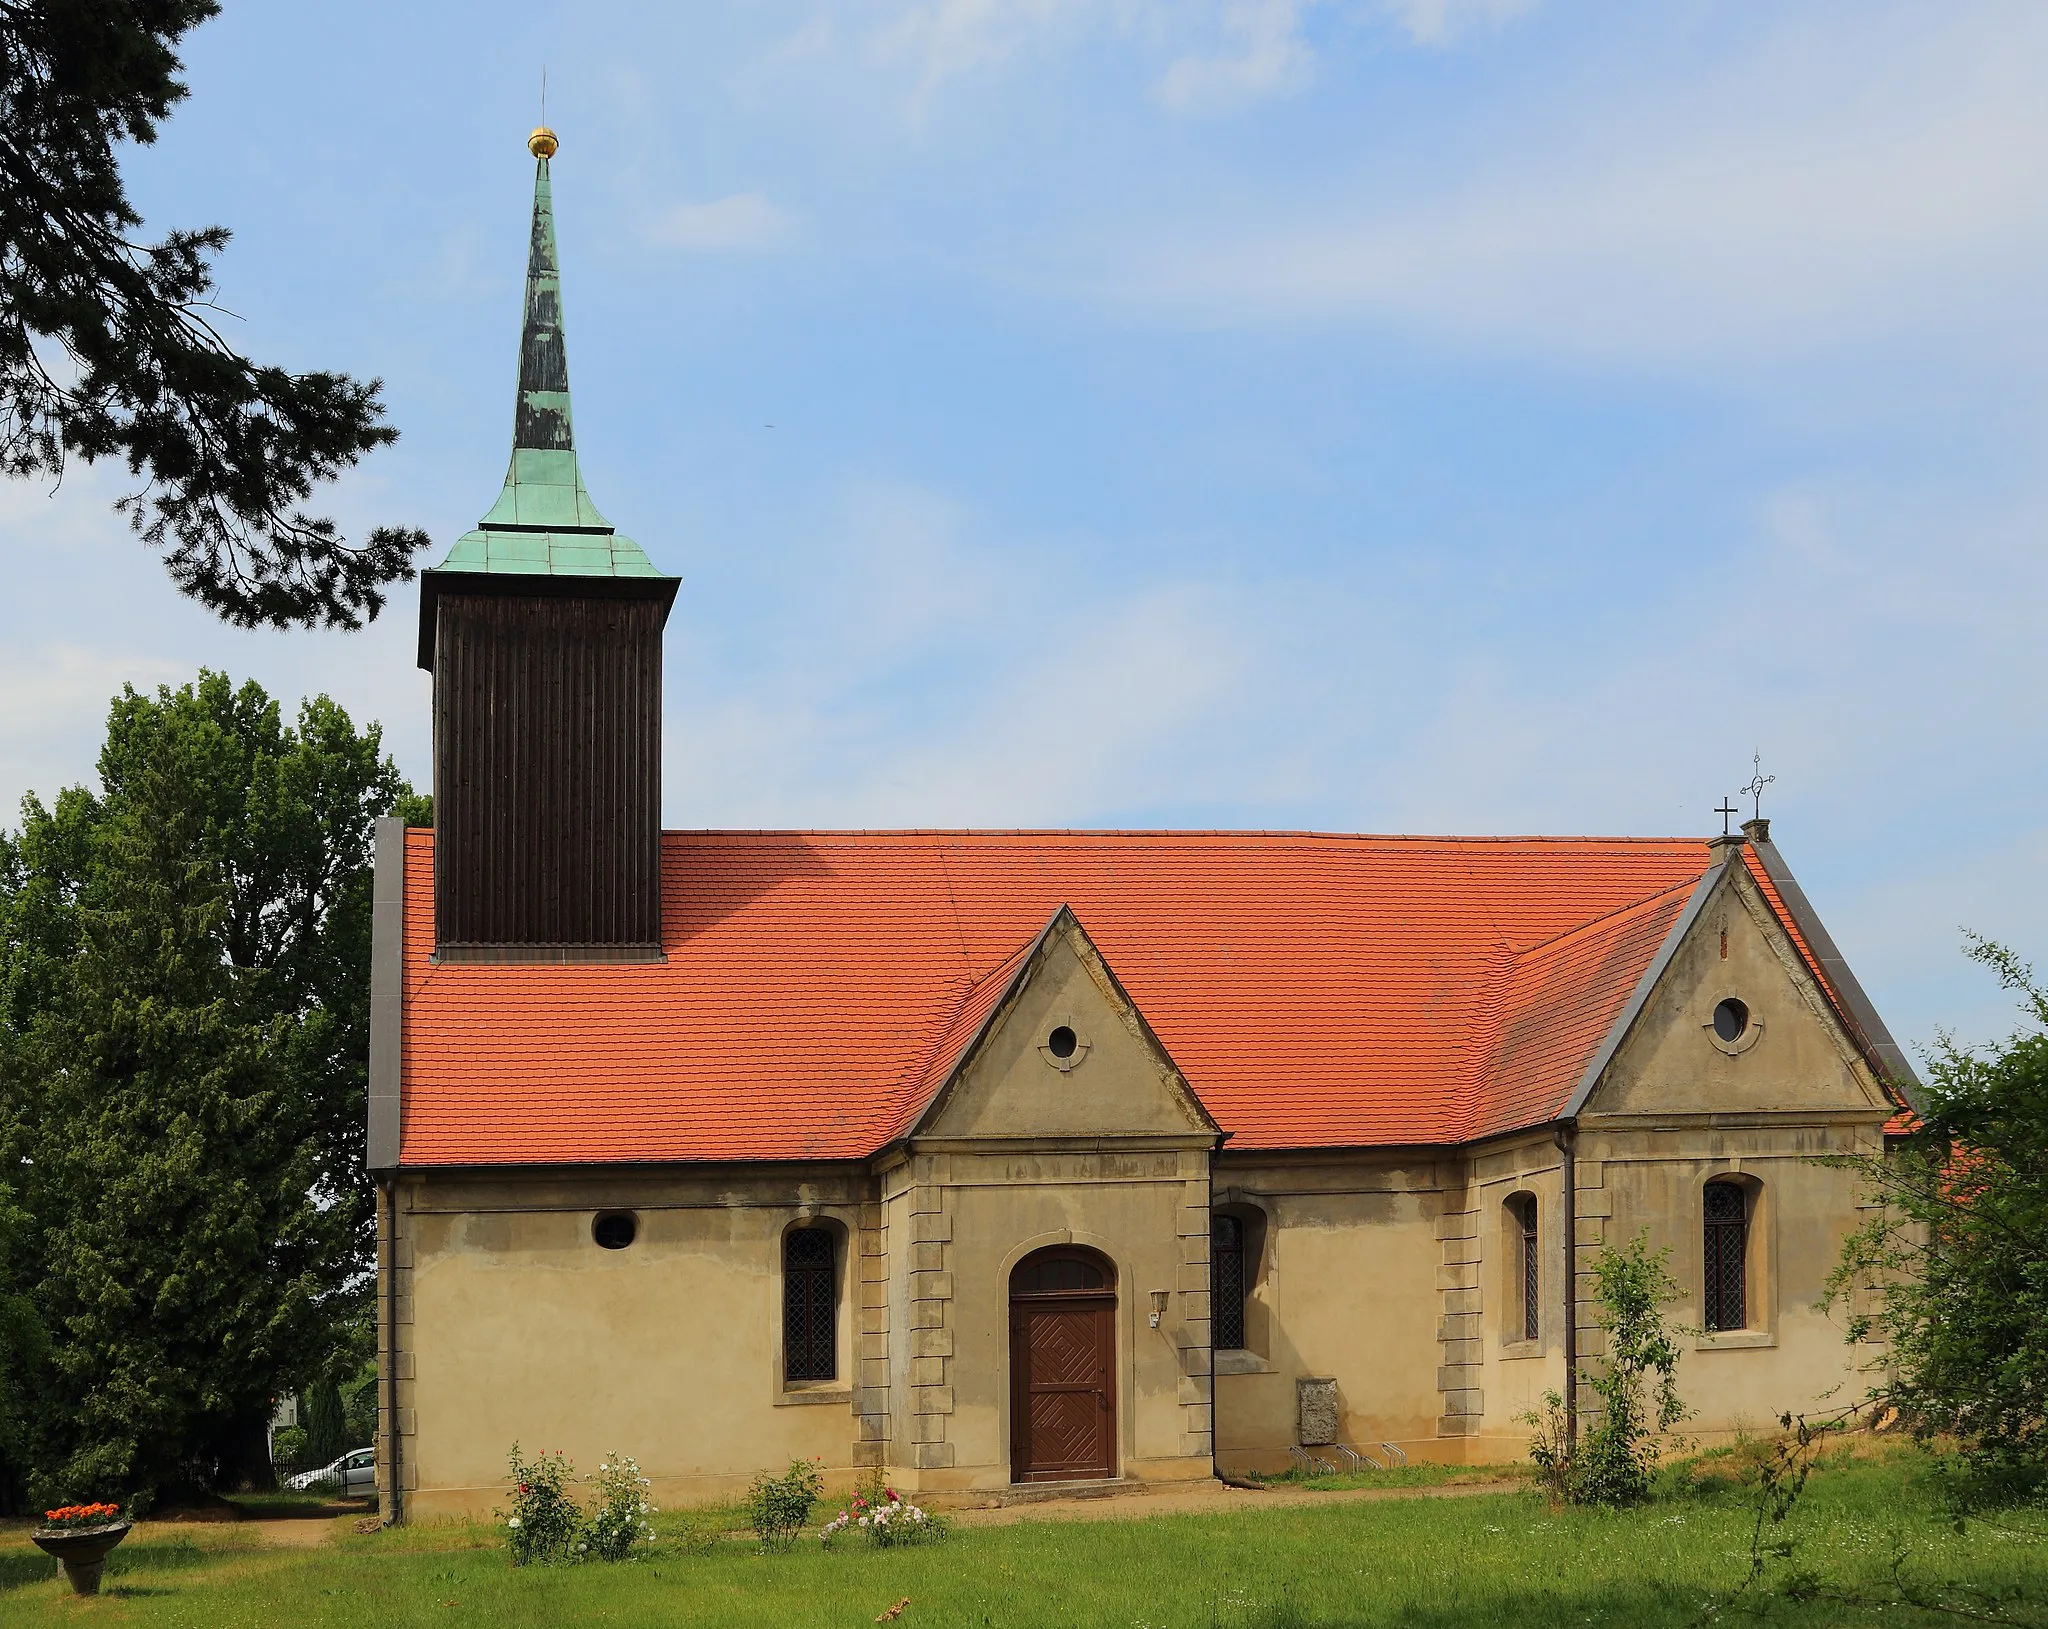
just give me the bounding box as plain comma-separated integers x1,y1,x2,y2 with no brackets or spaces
745,1457,822,1553
1517,1231,1689,1506
580,1452,657,1561
270,1425,308,1468
498,1444,579,1566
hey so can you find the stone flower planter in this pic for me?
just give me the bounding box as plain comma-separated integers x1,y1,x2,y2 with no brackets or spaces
31,1521,132,1596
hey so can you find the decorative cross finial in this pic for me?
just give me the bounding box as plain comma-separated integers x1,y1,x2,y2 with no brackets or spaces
1715,798,1738,837
1741,753,1775,822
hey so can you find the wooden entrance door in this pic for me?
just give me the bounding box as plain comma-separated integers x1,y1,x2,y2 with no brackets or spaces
1009,1248,1116,1482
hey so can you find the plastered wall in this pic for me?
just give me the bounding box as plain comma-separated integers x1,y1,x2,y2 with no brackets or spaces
388,1168,873,1519
1209,1155,1452,1471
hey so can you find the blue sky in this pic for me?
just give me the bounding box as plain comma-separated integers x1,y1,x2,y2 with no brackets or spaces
4,0,2046,1056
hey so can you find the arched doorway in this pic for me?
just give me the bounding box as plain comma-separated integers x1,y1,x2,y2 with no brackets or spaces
1008,1246,1117,1482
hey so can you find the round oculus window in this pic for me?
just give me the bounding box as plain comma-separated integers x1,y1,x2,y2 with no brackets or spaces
1712,999,1750,1044
1046,1025,1079,1060
592,1211,638,1250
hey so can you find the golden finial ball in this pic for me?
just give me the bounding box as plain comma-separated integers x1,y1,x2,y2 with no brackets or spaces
528,126,559,159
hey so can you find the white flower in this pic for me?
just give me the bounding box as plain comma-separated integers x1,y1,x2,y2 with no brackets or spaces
576,1542,588,1552
506,1517,521,1529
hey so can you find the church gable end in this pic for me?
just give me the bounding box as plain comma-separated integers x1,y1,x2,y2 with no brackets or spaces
914,909,1216,1144
1582,857,1891,1120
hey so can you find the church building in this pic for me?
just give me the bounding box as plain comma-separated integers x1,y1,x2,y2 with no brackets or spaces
368,131,1914,1520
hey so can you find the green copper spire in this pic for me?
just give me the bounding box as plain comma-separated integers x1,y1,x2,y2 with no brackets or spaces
436,130,662,579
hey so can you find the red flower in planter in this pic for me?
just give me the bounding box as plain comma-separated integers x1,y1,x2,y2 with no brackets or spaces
40,1504,123,1531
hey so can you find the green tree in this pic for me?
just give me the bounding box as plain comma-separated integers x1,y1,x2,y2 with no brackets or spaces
1824,937,2048,1507
0,1183,49,1512
0,671,418,1503
1,2,426,627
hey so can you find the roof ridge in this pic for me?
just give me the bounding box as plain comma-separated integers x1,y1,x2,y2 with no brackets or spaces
652,829,1716,844
1510,876,1706,960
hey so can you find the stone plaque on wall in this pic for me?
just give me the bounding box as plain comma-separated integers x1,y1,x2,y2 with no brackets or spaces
1297,1376,1339,1446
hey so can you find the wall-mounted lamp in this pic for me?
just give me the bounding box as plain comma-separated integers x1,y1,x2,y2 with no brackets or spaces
1148,1289,1172,1329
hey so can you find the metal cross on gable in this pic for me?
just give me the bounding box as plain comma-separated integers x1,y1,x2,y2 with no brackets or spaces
1715,798,1739,837
1742,753,1776,822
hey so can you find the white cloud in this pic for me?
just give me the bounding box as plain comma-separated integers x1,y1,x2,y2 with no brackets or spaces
644,192,797,253
1381,0,1534,47
0,643,187,816
836,581,1242,824
1095,4,2048,366
864,0,1124,110
776,0,1528,122
662,482,1242,826
1156,1,1321,115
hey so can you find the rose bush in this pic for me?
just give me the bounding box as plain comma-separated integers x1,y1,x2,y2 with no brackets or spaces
581,1453,657,1562
821,1473,944,1549
497,1445,578,1566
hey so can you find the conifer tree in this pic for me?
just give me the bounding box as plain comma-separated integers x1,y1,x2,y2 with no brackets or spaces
0,1,426,627
302,1381,346,1474
0,1185,47,1512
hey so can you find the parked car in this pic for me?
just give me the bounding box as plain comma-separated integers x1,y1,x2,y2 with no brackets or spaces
286,1448,376,1497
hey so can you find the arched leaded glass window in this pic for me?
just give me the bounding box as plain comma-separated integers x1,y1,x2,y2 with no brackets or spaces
1703,1181,1749,1332
1212,1215,1247,1350
1507,1194,1539,1341
783,1227,837,1382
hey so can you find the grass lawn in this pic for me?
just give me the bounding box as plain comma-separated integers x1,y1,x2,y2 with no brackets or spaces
1247,1459,1532,1492
4,1455,2043,1627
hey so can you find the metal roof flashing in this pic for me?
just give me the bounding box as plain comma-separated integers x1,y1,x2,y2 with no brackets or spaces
1745,829,1923,1109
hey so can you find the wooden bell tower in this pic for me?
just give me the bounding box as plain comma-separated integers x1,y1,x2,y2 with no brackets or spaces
417,128,678,962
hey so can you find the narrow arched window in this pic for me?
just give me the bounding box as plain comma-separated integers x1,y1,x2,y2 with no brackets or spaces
1212,1214,1247,1350
1703,1181,1749,1332
783,1228,836,1382
1508,1194,1539,1341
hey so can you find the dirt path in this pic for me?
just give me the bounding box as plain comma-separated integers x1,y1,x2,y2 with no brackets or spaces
941,1478,1526,1527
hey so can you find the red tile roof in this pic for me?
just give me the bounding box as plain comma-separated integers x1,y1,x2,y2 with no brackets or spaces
396,829,1852,1167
